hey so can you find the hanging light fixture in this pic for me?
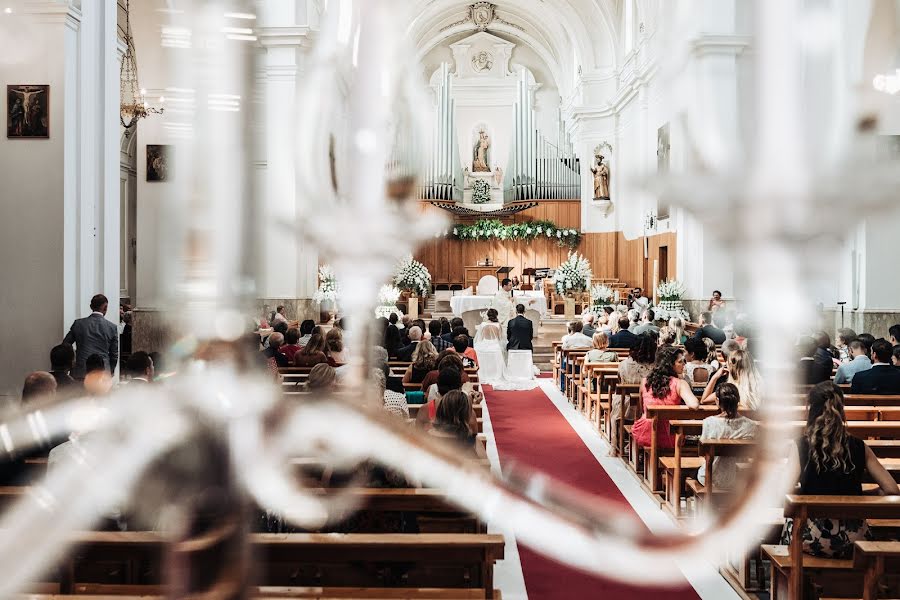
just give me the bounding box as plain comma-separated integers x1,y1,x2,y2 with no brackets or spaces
119,0,163,128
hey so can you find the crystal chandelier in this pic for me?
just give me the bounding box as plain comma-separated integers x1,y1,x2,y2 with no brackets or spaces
119,0,162,128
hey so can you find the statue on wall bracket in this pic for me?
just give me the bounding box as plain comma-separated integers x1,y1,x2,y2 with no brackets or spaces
591,142,613,216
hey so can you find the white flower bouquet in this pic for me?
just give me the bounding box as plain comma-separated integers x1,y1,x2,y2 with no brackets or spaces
590,283,616,306
375,284,404,319
313,265,340,303
657,279,686,302
394,255,432,297
555,252,592,296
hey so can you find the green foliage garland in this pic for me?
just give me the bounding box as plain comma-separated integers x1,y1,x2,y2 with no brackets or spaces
450,219,581,249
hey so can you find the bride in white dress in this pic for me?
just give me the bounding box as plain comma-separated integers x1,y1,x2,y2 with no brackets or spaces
473,310,537,391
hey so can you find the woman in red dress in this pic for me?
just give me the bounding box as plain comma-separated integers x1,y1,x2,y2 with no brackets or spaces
632,346,700,449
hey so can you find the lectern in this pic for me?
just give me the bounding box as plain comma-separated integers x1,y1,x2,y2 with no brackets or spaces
496,267,514,283
521,268,537,290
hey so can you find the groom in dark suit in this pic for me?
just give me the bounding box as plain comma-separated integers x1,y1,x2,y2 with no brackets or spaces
507,304,534,351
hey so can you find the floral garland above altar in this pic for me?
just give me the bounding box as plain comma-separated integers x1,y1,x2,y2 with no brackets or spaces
450,219,581,249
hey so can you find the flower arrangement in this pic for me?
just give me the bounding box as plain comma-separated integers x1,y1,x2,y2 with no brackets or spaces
375,284,404,319
555,252,592,296
313,265,340,303
590,283,616,306
654,279,688,321
657,279,686,303
451,219,581,249
471,178,492,204
394,256,432,297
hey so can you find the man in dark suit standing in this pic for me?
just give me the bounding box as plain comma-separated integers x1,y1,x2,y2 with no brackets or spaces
851,339,900,395
692,311,727,345
507,304,534,351
608,316,639,349
63,294,119,379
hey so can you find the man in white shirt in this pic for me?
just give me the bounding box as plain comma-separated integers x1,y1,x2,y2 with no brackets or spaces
271,305,288,327
491,278,515,335
630,288,650,312
562,321,593,350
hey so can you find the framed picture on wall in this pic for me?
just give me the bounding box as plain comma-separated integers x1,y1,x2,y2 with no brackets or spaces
7,85,49,138
146,144,172,182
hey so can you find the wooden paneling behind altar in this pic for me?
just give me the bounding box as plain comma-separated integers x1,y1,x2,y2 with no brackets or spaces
414,201,677,291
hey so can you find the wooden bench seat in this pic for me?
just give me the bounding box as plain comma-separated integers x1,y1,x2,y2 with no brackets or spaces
49,532,504,598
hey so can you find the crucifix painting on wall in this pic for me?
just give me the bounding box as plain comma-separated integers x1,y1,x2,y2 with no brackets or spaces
7,85,49,138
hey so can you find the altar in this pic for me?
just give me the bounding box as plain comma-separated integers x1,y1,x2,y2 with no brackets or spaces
450,290,546,318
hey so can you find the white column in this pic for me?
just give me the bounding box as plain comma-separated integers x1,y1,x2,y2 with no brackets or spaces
257,2,319,315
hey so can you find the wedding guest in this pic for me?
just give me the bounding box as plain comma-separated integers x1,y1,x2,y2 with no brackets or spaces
609,334,657,451
298,320,316,347
325,328,347,364
49,344,79,393
428,320,451,351
272,305,288,327
890,324,900,349
397,326,422,362
454,335,479,367
83,354,113,396
403,340,438,385
857,333,876,358
123,351,154,384
586,332,618,363
63,294,118,379
850,339,900,395
596,313,613,336
834,340,871,384
608,316,639,349
417,368,463,428
384,324,403,359
293,334,329,368
693,312,726,344
702,349,763,409
632,309,660,336
561,320,592,350
442,318,464,344
668,317,688,344
582,313,597,338
279,328,303,363
427,389,481,456
262,332,289,370
632,347,700,450
22,371,57,402
373,368,408,418
707,290,726,313
697,383,758,489
780,382,899,558
440,317,452,337
683,337,712,390
814,331,839,369
894,346,900,367
703,337,721,371
420,351,471,393
306,363,336,391
796,336,833,385
835,328,858,363
657,327,677,347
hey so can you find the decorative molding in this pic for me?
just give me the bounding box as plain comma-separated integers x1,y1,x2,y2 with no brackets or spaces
689,34,752,57
440,2,524,33
256,26,316,49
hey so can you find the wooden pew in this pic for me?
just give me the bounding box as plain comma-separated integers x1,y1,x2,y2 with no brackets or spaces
853,541,900,600
52,532,505,598
762,495,900,600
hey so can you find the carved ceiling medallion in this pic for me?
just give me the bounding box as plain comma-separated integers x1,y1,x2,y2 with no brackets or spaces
471,51,494,72
441,2,524,33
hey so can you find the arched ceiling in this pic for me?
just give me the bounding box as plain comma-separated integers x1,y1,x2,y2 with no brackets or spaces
406,0,619,96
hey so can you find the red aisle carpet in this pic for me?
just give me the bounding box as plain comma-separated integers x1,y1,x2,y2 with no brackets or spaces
484,384,700,600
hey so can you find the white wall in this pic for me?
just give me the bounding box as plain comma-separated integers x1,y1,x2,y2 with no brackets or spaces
0,1,119,395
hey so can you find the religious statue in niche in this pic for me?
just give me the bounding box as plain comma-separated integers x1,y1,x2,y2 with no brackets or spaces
591,154,610,200
471,51,493,73
472,129,491,172
493,166,503,186
657,123,670,174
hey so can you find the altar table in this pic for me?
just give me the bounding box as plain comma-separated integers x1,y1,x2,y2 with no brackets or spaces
450,291,546,318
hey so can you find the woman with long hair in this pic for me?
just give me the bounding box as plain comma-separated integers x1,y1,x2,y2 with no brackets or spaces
701,348,762,409
781,382,898,557
668,317,687,344
403,339,438,385
428,389,479,453
325,328,346,364
609,334,658,452
631,346,700,449
293,333,329,367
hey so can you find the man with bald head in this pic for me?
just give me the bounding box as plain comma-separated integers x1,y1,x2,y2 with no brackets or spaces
22,371,57,402
262,332,290,368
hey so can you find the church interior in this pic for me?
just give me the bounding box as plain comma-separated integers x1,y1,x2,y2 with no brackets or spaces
1,0,900,598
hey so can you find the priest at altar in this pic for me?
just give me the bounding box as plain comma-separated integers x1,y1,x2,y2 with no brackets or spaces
491,278,516,336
